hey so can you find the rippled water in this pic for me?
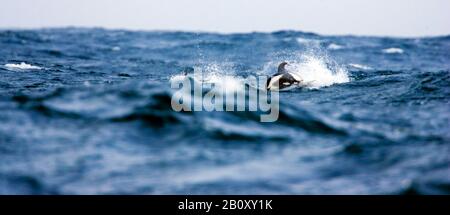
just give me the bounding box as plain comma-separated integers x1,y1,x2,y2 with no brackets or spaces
0,28,449,194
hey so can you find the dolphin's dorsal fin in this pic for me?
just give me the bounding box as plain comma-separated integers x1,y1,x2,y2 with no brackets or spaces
277,62,288,74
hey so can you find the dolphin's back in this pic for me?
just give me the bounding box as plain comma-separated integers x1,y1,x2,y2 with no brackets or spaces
267,62,303,90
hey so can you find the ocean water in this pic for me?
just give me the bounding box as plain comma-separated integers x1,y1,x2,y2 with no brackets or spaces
0,28,449,194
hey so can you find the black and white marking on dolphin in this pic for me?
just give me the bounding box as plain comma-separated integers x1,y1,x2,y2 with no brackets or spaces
266,62,302,90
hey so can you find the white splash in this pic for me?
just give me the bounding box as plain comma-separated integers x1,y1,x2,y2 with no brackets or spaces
5,62,42,70
170,55,349,92
288,55,349,89
170,63,246,93
382,47,404,54
169,74,188,83
203,74,245,92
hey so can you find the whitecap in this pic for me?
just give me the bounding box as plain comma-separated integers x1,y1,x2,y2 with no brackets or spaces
4,62,42,70
296,37,321,46
111,46,121,51
349,63,372,70
327,43,343,50
382,48,404,54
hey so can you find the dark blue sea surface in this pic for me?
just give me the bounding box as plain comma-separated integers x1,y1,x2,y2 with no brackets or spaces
0,28,449,194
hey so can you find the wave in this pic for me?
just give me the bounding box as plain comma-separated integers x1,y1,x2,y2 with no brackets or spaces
394,70,450,104
4,62,43,70
111,46,121,51
11,85,188,127
349,63,372,70
399,168,450,195
2,28,448,194
327,43,344,50
10,77,349,137
382,47,404,54
296,37,321,47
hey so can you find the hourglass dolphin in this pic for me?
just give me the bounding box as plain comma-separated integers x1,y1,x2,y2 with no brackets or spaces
266,62,302,90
